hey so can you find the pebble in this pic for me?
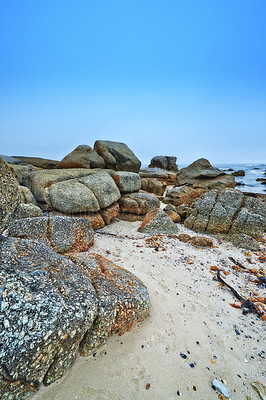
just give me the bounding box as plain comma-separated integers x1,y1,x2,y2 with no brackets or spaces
211,378,230,398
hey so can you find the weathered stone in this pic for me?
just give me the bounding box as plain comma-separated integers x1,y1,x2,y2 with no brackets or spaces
141,178,167,196
0,158,23,233
230,208,265,240
9,216,94,253
163,204,177,212
57,145,105,169
177,233,192,243
49,179,100,213
19,185,38,204
13,203,43,219
139,168,176,185
67,253,150,356
190,236,213,247
94,140,141,172
164,210,181,223
118,213,145,222
148,156,178,172
0,237,98,399
184,191,217,232
231,170,245,177
79,171,121,209
12,156,59,169
100,202,119,225
227,233,259,251
176,204,191,220
10,164,38,185
119,192,160,215
138,208,178,234
111,171,141,193
163,185,203,206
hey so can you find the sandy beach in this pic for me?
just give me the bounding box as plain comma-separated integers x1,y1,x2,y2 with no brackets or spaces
34,218,265,400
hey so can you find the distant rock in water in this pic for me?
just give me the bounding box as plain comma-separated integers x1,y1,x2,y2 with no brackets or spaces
148,155,178,172
231,170,245,177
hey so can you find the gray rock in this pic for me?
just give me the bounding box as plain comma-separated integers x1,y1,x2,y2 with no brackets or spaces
12,156,59,169
19,185,38,204
0,158,23,234
141,178,167,196
227,233,259,251
94,140,141,172
111,171,141,193
163,204,177,212
57,145,105,169
184,191,217,231
119,192,160,215
9,216,94,253
9,164,38,185
13,203,43,219
79,171,121,209
148,156,178,172
49,179,100,213
230,207,265,240
138,208,178,234
0,155,25,165
139,168,176,184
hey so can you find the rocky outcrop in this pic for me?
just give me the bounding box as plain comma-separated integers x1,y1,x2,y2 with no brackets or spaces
9,164,38,185
163,204,181,223
139,168,176,185
94,140,141,172
231,170,245,177
148,156,178,172
9,216,94,253
140,178,167,196
13,204,43,219
12,156,59,169
56,145,105,169
163,186,203,206
119,192,160,216
0,236,150,400
0,158,22,234
19,186,38,205
184,189,266,250
138,208,178,234
111,171,141,193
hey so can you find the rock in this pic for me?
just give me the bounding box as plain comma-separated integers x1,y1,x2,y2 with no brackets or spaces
119,192,160,215
50,211,105,230
228,233,259,251
148,156,178,172
175,158,235,189
19,186,38,205
100,202,119,225
49,179,100,213
94,140,141,172
0,155,26,165
13,203,43,219
177,233,192,243
163,185,203,206
67,252,150,356
9,216,94,253
138,208,178,234
141,178,167,196
163,204,177,212
189,236,213,247
211,378,230,398
184,189,266,248
79,171,121,209
164,210,181,223
231,169,245,176
9,164,38,185
176,204,191,221
0,158,23,233
0,237,98,399
111,171,141,193
56,145,105,169
139,168,176,185
12,156,59,168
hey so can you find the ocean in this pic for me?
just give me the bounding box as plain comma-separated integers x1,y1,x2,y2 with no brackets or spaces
142,163,266,194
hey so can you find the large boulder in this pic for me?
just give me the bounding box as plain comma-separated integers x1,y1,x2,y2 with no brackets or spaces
141,178,167,196
9,164,38,185
12,156,59,169
138,208,178,234
148,155,178,172
0,158,23,233
9,216,94,253
139,168,176,185
111,171,141,193
184,189,266,249
56,145,105,169
119,192,160,215
94,140,141,172
13,203,43,220
163,185,203,206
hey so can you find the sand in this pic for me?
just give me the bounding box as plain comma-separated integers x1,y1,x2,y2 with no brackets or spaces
34,219,265,400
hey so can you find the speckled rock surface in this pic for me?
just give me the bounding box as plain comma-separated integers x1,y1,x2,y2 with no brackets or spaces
184,189,266,248
0,158,23,234
67,252,150,356
19,185,38,205
140,178,167,196
119,192,160,215
148,155,178,172
13,203,43,220
56,145,105,169
9,216,94,253
138,208,178,234
0,237,98,399
100,202,119,225
111,171,141,193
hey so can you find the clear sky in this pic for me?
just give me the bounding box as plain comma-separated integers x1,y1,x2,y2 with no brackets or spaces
0,0,265,165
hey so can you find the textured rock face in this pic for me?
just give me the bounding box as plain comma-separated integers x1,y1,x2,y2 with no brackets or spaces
19,186,38,205
148,155,178,172
10,164,38,185
0,240,150,400
12,156,59,169
100,203,119,225
94,140,141,172
0,158,22,233
141,178,167,196
163,186,203,206
67,253,150,356
138,208,178,234
13,203,43,219
175,158,235,189
57,145,105,169
111,171,141,193
9,216,94,253
119,192,160,215
184,189,266,249
139,168,176,185
0,238,98,399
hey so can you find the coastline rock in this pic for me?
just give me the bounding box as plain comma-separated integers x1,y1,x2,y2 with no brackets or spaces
138,208,178,234
0,158,23,233
231,170,245,177
56,145,105,169
94,140,141,172
19,186,38,205
148,156,178,172
177,233,213,247
164,210,181,223
9,216,94,253
140,178,167,196
119,192,160,215
12,156,59,169
13,203,43,219
139,168,176,185
111,171,141,193
100,202,119,225
9,164,38,185
163,185,203,206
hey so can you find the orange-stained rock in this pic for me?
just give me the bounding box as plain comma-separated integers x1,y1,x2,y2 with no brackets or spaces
190,236,213,247
118,213,145,222
138,208,178,234
165,210,181,223
82,213,105,230
177,233,192,243
100,202,119,225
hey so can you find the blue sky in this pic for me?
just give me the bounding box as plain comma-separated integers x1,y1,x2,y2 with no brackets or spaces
0,0,265,165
